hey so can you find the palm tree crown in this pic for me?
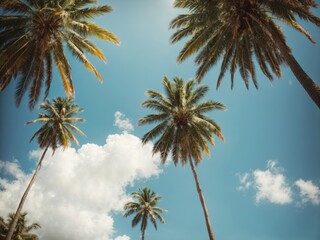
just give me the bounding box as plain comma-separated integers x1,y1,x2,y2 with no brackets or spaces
0,0,120,109
123,187,166,240
170,0,320,107
27,96,85,152
0,212,40,240
139,76,225,166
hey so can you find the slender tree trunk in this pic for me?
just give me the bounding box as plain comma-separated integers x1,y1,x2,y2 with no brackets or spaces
5,146,49,240
141,229,145,240
262,15,320,108
274,34,320,108
189,158,215,240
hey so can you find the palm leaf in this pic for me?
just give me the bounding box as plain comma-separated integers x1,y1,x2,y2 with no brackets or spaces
70,5,113,20
66,39,103,81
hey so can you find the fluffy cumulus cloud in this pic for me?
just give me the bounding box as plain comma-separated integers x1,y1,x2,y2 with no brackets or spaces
114,112,134,132
0,114,162,240
295,179,320,205
238,160,320,206
253,161,292,204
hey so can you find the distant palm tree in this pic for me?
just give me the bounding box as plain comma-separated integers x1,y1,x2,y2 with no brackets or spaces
5,97,85,240
170,0,320,108
123,187,166,240
139,77,225,240
0,212,40,240
0,0,120,109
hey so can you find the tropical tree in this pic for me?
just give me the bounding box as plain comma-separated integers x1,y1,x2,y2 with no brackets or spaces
123,187,166,240
5,97,85,240
0,212,40,240
0,0,120,109
138,77,225,240
170,0,320,108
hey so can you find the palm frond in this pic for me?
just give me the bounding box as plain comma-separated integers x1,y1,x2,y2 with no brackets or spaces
138,113,169,126
28,58,45,109
66,39,103,81
14,42,38,106
193,101,225,113
170,0,320,97
132,213,142,228
0,1,33,14
72,21,120,45
187,84,208,106
176,27,212,63
52,40,74,97
141,120,170,144
44,51,53,100
70,5,112,20
140,100,170,114
66,29,106,61
0,0,119,109
152,124,175,163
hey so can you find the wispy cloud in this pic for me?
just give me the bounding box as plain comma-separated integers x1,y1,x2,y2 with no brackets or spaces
0,133,162,240
238,160,319,206
114,112,134,132
295,179,320,205
237,172,252,191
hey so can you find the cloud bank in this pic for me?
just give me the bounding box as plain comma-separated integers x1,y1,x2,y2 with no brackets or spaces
0,113,161,240
238,160,320,206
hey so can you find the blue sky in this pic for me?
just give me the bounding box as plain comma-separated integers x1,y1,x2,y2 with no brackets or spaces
0,1,320,240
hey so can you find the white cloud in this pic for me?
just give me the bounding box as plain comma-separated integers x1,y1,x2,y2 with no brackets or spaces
0,133,161,240
295,179,320,205
114,236,131,240
0,160,26,180
114,112,134,132
238,160,293,205
253,163,293,204
237,160,320,206
237,173,252,190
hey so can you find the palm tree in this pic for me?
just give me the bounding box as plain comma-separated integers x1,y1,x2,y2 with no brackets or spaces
0,0,120,109
138,77,225,240
170,0,320,108
123,187,166,240
5,97,85,240
0,212,40,240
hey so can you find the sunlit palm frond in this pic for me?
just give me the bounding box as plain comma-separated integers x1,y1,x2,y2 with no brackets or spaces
0,0,119,109
170,0,320,105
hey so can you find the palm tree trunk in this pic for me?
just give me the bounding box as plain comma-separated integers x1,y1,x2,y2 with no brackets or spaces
260,14,320,108
5,146,49,240
189,158,215,240
141,229,145,240
274,35,320,108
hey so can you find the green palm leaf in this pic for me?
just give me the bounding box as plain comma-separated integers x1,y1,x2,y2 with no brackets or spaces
0,212,40,240
170,0,320,108
0,0,120,109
